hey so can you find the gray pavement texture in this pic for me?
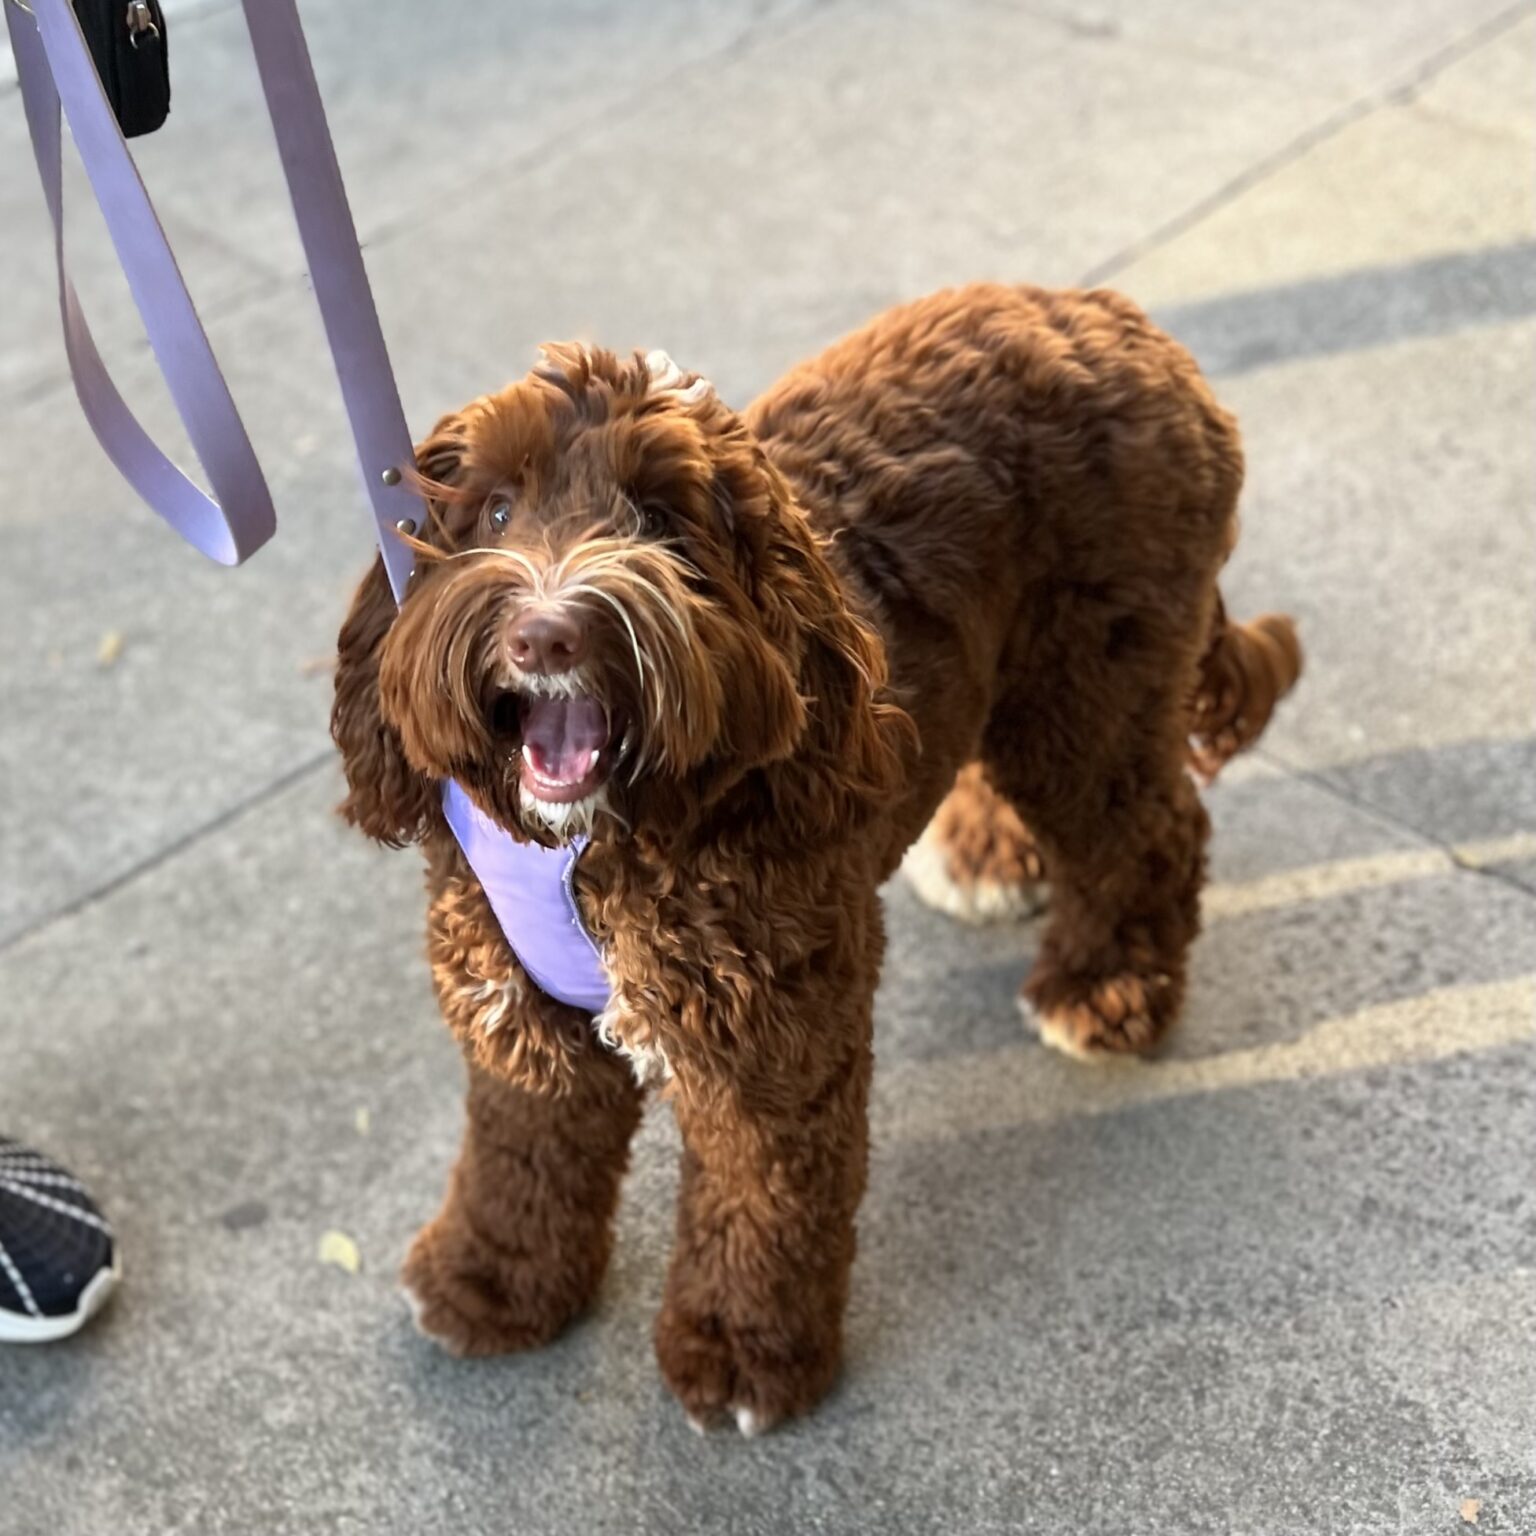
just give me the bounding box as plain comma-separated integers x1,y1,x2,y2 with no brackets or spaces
1,0,1533,1531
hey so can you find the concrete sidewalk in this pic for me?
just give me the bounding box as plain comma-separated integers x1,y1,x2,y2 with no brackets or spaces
2,2,1532,1532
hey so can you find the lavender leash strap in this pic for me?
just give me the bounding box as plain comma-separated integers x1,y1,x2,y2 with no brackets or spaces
7,0,273,565
10,0,603,1003
237,0,421,602
6,0,423,592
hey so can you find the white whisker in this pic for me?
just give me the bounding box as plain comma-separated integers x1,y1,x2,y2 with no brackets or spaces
423,535,705,785
560,582,657,771
560,553,693,649
561,583,648,692
445,545,548,599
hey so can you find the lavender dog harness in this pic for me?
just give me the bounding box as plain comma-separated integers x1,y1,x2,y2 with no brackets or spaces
442,784,612,1014
11,0,606,1010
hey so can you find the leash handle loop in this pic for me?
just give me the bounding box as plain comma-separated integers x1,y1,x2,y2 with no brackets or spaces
6,0,425,597
7,0,273,566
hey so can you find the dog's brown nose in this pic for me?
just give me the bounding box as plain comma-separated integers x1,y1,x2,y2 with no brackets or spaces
508,606,587,675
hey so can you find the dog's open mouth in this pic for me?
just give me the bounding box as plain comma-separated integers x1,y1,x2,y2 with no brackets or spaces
506,689,615,804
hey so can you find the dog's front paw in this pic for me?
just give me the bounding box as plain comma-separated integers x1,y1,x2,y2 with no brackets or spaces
654,1302,839,1437
1025,966,1179,1060
401,1215,596,1358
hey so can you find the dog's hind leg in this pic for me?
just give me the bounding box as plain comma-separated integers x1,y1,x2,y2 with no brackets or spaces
902,761,1049,923
980,615,1212,1060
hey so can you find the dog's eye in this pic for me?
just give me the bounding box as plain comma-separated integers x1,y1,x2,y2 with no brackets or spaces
633,500,666,537
487,501,511,532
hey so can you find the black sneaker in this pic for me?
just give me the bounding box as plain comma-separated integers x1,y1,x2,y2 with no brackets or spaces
0,1137,119,1343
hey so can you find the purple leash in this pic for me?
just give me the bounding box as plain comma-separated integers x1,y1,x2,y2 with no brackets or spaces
7,0,274,566
9,0,614,1013
7,0,422,594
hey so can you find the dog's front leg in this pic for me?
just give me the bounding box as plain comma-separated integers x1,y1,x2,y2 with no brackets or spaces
403,1053,643,1356
653,1015,874,1435
407,875,643,1355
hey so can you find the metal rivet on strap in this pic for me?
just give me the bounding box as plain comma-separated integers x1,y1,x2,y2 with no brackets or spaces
380,466,402,486
394,517,417,535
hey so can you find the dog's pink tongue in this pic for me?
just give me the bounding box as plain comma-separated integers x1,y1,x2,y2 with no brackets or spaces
521,695,607,784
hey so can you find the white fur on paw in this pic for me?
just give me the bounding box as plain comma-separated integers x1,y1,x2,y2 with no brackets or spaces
401,1279,476,1356
902,826,1047,925
733,1406,771,1438
400,1282,431,1335
1034,1012,1102,1062
687,1413,711,1437
1024,996,1142,1066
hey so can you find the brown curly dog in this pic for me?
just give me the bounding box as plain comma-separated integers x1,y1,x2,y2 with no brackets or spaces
332,283,1301,1435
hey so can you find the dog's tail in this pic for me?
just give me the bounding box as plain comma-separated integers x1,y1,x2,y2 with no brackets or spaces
1187,595,1302,781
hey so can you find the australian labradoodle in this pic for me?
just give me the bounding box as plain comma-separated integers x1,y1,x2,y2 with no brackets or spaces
332,283,1301,1434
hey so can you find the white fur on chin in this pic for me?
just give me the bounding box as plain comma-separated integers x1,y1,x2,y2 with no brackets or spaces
517,782,612,841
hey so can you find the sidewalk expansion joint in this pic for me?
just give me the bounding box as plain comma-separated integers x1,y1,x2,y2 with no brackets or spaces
1255,745,1536,908
0,747,335,958
1082,0,1536,288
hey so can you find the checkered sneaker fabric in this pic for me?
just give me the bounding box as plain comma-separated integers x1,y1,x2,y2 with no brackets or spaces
0,1136,117,1342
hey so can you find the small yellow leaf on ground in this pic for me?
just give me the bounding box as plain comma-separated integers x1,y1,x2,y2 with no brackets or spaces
1461,1499,1481,1524
318,1229,361,1274
354,1106,371,1136
97,630,125,667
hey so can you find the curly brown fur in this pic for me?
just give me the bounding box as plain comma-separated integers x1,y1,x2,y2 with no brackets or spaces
402,1052,643,1355
332,284,1300,1431
1188,597,1303,780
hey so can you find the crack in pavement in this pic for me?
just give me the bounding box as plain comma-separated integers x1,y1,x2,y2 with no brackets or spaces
2,0,849,414
1082,0,1536,287
1255,746,1536,907
0,748,335,958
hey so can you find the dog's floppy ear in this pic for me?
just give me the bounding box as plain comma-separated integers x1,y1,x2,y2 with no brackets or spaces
738,458,915,810
411,409,472,502
714,614,807,771
710,442,878,768
331,413,469,846
332,555,438,846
